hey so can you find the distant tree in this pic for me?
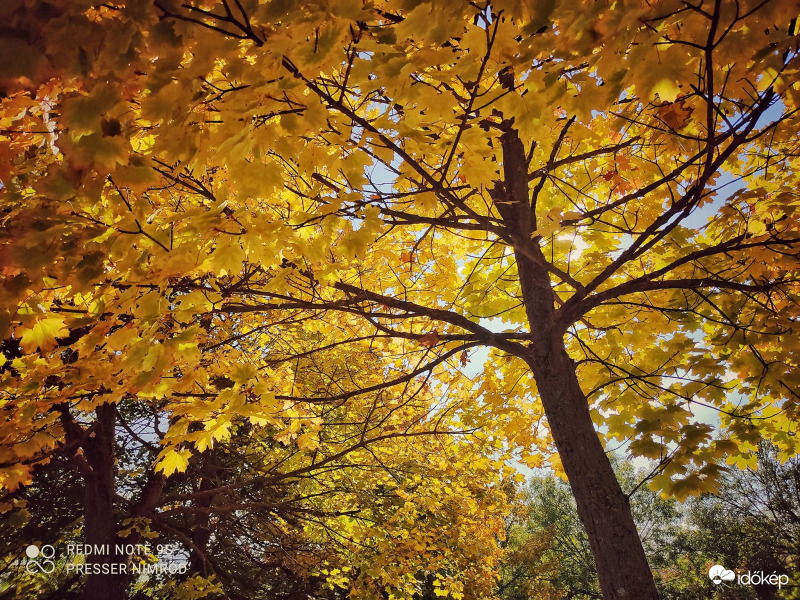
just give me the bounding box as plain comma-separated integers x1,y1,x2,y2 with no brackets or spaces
497,457,683,600
499,447,800,600
660,443,800,600
1,361,506,600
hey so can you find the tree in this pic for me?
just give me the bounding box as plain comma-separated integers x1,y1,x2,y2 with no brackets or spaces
659,443,800,600
2,1,800,598
1,312,509,599
497,448,800,600
498,456,684,600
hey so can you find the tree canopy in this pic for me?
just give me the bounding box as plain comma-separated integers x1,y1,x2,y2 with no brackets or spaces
1,0,800,599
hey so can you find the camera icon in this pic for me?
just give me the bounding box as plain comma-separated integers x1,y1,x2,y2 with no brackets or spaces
25,544,56,574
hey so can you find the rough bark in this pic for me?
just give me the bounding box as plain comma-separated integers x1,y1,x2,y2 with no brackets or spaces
496,124,660,599
81,403,128,600
58,401,172,599
189,452,216,575
523,337,659,599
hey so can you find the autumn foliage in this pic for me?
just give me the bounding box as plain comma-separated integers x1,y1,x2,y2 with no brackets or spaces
1,0,800,599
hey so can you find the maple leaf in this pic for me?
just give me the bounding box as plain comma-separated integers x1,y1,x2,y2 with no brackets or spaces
296,433,319,451
419,329,440,348
652,79,680,103
0,464,33,492
498,66,516,91
17,316,69,353
156,448,191,477
656,98,694,130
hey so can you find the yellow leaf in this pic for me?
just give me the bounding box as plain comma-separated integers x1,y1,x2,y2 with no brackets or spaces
297,432,319,451
652,79,679,103
17,316,69,353
156,448,191,477
211,238,246,276
749,221,767,235
0,464,33,492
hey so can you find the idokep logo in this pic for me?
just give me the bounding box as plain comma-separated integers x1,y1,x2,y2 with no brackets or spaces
708,564,735,585
708,564,790,589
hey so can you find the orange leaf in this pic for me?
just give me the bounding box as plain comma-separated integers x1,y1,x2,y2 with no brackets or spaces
656,98,693,130
419,329,440,348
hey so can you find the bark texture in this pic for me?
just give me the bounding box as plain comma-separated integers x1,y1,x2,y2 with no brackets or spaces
496,123,660,599
81,403,128,600
524,339,659,599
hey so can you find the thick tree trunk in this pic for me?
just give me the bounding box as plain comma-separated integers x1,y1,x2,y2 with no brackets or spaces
493,123,659,599
514,247,659,598
189,453,216,575
524,339,659,599
81,403,129,600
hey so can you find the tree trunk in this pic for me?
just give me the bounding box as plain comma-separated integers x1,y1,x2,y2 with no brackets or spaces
189,453,216,575
82,403,129,600
494,123,660,599
515,246,659,598
524,338,659,599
